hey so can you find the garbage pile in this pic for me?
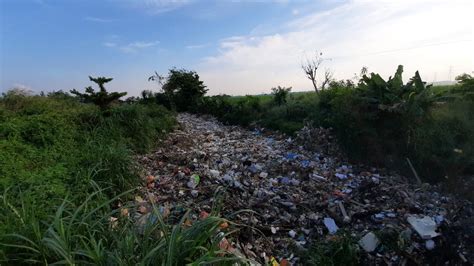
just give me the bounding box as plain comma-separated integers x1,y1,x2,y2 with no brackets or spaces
134,113,472,265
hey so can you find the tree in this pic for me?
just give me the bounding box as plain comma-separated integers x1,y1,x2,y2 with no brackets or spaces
271,86,292,106
145,71,173,108
70,76,127,110
302,51,332,93
162,68,207,112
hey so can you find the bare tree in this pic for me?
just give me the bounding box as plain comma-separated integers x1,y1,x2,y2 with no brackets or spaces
321,68,334,90
301,51,332,93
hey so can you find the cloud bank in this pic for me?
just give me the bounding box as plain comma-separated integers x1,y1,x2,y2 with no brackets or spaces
198,0,473,95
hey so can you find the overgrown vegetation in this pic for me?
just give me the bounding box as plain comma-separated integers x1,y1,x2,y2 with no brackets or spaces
0,85,223,263
70,76,127,111
181,66,473,197
301,232,359,266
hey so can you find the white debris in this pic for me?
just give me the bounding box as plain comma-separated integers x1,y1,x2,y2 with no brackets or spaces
358,232,379,252
323,217,339,234
425,239,435,250
288,230,297,238
407,216,440,239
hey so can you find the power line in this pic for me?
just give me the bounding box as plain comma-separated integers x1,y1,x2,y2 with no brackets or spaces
331,39,472,60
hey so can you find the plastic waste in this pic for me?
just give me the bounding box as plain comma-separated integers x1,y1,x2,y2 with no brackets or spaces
288,230,297,238
425,239,435,250
187,174,200,189
407,216,440,239
286,153,297,160
359,232,379,252
335,173,348,179
323,217,339,234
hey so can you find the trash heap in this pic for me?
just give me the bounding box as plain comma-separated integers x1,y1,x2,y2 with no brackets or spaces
133,113,472,265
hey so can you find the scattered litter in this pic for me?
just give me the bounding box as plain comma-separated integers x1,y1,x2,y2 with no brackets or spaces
323,217,339,234
187,174,200,189
335,173,348,180
407,216,440,239
425,239,435,250
133,113,472,265
288,230,297,238
359,232,379,252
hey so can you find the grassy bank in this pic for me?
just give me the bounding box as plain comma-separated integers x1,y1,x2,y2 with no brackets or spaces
0,91,239,263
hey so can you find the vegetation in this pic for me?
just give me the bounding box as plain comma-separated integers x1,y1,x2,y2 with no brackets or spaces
186,67,473,197
0,87,240,263
271,86,292,106
70,76,127,111
301,51,333,93
301,232,359,266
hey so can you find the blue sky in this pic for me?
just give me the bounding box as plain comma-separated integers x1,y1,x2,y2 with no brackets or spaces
1,0,472,96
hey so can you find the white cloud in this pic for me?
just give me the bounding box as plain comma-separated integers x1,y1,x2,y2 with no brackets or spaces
186,43,209,49
117,0,194,14
103,42,117,47
12,83,32,91
103,40,160,53
197,0,473,95
84,16,114,23
120,41,160,53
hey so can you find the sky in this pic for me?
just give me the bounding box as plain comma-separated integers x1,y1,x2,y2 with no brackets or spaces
0,0,472,96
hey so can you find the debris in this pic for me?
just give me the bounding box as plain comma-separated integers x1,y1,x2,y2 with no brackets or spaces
425,240,435,250
337,201,351,223
199,210,210,220
359,232,379,252
209,169,220,178
335,173,348,180
271,226,278,234
146,175,156,184
134,113,471,265
187,174,200,189
406,158,422,185
407,216,440,239
259,172,269,178
323,217,339,234
109,217,118,229
288,230,297,238
219,221,229,230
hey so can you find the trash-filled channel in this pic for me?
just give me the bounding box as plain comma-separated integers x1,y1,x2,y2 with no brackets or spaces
134,113,472,265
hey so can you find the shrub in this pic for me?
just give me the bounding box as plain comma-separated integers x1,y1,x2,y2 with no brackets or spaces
271,86,292,106
162,68,208,112
70,76,127,111
0,93,176,233
302,232,359,266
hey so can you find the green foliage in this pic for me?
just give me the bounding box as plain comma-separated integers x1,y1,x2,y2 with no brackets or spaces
70,76,127,110
192,65,473,189
271,86,292,106
302,232,359,266
195,91,316,135
0,187,240,264
0,92,176,236
316,66,436,163
162,68,208,112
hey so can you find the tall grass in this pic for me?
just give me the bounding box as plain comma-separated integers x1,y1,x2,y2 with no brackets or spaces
1,91,243,263
0,185,241,264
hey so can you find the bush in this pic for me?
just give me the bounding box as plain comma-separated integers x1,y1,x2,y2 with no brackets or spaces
162,68,208,112
70,76,127,111
0,93,176,235
302,232,359,266
271,86,291,106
